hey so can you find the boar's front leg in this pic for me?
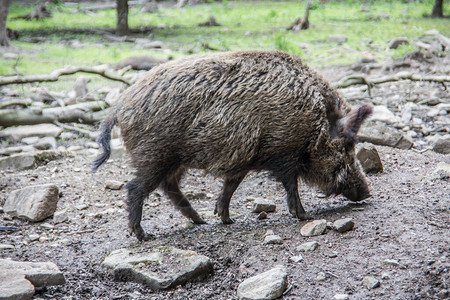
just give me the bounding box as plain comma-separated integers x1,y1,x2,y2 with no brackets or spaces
214,173,246,224
280,176,308,220
161,168,206,225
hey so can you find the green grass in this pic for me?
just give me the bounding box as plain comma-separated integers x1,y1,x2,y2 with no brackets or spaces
1,0,449,85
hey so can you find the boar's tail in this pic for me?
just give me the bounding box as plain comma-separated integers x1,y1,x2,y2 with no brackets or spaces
92,112,117,172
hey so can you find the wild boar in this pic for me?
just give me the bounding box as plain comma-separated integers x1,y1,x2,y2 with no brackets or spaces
93,50,372,241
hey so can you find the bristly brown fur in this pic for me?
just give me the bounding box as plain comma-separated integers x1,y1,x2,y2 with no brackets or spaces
94,50,372,241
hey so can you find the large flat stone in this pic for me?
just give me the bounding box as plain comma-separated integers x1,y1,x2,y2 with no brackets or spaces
102,247,213,289
0,124,63,142
0,258,65,300
237,265,288,300
300,219,327,237
358,122,413,149
4,184,59,222
0,154,36,171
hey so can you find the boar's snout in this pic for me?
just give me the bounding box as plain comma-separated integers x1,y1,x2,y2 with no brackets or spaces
343,184,370,202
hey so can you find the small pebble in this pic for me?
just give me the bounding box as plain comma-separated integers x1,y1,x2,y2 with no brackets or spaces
300,219,327,237
264,235,283,245
315,272,326,281
29,234,40,241
333,218,354,233
257,211,268,220
383,259,400,267
105,180,124,190
289,255,303,263
296,241,319,252
334,294,349,300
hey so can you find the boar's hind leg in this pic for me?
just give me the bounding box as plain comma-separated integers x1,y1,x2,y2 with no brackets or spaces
214,173,246,224
161,169,206,224
281,177,308,220
125,175,161,241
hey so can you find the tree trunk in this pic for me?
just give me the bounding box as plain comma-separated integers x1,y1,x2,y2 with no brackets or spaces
431,0,444,17
116,0,129,36
0,0,10,46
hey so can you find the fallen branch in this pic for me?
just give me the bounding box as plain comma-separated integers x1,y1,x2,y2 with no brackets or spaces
12,0,54,21
335,71,450,93
0,66,131,87
0,101,109,126
54,121,98,140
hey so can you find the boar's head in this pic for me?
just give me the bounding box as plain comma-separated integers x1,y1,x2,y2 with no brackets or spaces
307,104,373,202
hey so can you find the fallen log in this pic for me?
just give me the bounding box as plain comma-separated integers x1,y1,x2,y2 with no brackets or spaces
335,71,450,95
0,101,108,127
0,66,131,87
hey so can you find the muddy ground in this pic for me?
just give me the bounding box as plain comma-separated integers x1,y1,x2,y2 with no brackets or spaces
1,56,449,299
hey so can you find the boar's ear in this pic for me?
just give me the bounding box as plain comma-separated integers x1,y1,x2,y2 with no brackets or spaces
342,104,373,141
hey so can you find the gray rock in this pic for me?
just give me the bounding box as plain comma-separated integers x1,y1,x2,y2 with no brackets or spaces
0,258,65,299
334,294,350,300
0,124,63,142
105,180,124,190
362,276,380,289
296,241,319,252
432,136,450,154
383,259,400,267
252,199,276,213
237,265,288,300
423,162,450,182
370,105,398,123
264,235,283,245
0,145,35,156
358,122,413,149
102,247,213,289
327,35,348,43
388,37,409,49
0,153,36,171
34,137,57,150
333,218,354,233
53,209,69,224
143,41,164,49
110,138,126,160
356,143,383,174
300,220,327,237
289,255,303,263
4,184,59,222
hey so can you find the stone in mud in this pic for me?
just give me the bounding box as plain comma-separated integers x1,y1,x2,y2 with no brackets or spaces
356,143,383,174
252,199,276,213
264,235,283,245
105,180,125,190
363,276,380,289
102,247,213,289
0,258,65,300
333,218,354,233
432,135,450,154
3,184,59,222
296,241,319,252
237,265,288,300
300,220,327,237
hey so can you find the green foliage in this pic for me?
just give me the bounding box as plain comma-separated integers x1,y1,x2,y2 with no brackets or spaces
2,0,449,84
393,43,417,58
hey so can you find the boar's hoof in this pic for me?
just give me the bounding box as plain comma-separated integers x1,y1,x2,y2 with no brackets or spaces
192,216,207,224
130,224,153,241
221,216,235,224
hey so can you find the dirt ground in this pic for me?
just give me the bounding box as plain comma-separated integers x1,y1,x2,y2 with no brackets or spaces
1,56,449,299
